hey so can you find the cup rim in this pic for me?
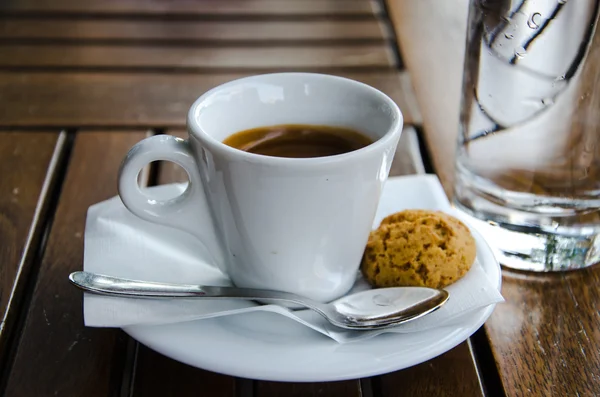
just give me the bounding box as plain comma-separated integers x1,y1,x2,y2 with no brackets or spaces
186,72,403,166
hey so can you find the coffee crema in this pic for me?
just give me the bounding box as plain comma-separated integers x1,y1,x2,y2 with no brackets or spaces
223,124,373,158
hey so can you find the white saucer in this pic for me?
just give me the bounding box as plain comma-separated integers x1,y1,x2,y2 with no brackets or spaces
123,175,501,382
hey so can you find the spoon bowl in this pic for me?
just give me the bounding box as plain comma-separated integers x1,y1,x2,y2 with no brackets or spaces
69,271,449,330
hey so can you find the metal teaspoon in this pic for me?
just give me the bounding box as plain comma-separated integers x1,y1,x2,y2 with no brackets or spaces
69,271,449,330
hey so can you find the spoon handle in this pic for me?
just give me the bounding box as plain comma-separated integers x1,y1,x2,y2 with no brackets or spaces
69,271,314,306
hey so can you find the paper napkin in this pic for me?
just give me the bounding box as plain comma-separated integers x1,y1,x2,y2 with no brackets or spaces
82,175,504,343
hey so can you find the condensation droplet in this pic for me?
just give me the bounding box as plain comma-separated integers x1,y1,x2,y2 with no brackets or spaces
552,75,566,87
528,12,542,29
542,97,555,106
514,46,527,59
504,32,514,39
522,98,544,109
558,0,567,4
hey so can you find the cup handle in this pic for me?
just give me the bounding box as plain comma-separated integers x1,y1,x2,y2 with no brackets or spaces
118,134,225,267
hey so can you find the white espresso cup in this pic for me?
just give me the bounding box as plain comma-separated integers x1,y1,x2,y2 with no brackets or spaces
118,73,403,302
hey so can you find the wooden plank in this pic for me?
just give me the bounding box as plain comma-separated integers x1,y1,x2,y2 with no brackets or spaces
377,343,484,396
0,71,420,128
129,131,238,397
132,346,237,397
0,131,60,364
0,18,389,42
485,269,600,396
3,131,149,397
562,268,600,395
388,1,600,395
0,44,395,70
0,0,381,17
389,126,425,177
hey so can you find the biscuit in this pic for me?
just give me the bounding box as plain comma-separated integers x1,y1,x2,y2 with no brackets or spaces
361,210,476,289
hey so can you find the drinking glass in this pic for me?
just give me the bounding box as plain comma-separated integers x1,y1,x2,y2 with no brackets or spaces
455,0,600,271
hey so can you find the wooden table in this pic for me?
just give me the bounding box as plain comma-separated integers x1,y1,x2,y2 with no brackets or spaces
0,1,598,396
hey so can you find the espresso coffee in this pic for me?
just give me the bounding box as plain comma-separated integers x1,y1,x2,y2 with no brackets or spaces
223,124,373,158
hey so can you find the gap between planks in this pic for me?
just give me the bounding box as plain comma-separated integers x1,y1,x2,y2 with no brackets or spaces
0,132,67,345
0,131,75,394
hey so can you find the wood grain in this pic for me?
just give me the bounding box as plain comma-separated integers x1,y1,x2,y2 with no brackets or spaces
0,19,389,42
387,0,468,196
0,131,59,364
485,268,600,396
562,267,600,396
3,131,148,397
0,71,420,128
0,44,395,70
377,343,484,397
0,0,381,17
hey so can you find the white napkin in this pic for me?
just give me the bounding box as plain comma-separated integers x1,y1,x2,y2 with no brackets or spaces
83,175,504,344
